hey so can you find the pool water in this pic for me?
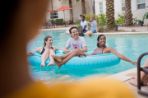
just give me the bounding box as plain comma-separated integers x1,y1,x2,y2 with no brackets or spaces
28,30,148,80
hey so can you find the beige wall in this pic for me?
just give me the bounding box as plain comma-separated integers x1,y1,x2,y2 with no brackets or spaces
47,0,94,23
72,0,94,22
47,0,70,21
85,0,94,15
72,0,83,22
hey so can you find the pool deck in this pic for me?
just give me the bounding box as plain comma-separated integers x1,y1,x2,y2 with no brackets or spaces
43,68,147,98
42,27,148,35
109,68,148,98
46,68,148,98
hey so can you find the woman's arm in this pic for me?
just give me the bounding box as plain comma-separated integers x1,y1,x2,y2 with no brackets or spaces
90,48,97,55
109,48,136,65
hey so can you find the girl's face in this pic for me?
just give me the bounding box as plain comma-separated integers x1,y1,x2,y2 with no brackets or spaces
98,36,106,47
45,37,53,46
71,28,79,40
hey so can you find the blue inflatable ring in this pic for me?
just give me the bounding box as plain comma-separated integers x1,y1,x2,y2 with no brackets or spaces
28,50,120,71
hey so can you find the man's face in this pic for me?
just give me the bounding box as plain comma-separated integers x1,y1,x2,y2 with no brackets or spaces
70,28,79,40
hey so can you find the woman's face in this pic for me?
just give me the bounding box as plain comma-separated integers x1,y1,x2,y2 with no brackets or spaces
46,37,53,46
71,28,79,40
98,36,106,47
90,17,93,22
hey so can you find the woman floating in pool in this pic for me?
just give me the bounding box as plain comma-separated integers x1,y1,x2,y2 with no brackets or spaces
53,26,87,66
92,34,136,65
28,35,56,66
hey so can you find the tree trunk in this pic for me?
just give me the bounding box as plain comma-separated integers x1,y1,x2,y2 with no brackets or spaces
81,0,86,14
125,0,133,26
106,0,115,30
92,0,95,15
69,0,73,23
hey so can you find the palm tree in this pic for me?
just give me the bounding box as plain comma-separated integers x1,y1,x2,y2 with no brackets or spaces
49,0,53,11
69,0,73,23
125,0,133,26
92,0,95,15
106,0,115,30
81,0,86,14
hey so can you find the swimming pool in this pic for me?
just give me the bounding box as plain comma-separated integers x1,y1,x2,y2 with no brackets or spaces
28,30,148,80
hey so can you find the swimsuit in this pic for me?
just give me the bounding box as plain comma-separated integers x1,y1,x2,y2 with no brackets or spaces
92,48,104,55
40,47,54,55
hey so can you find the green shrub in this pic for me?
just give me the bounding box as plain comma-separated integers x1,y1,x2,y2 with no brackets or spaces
74,20,80,27
85,14,92,21
143,12,148,19
96,14,107,27
96,14,107,32
115,15,125,25
50,19,55,24
55,19,64,25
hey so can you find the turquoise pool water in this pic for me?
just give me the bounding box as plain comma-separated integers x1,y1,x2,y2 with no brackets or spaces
28,30,148,80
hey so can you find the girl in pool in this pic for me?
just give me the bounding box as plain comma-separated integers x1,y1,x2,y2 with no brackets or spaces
92,34,136,65
29,35,56,66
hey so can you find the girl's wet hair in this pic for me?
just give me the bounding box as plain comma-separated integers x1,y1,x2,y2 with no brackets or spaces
69,26,79,34
97,34,106,48
43,35,52,47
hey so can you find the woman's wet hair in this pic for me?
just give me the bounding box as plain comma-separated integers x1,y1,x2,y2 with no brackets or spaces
43,35,52,47
69,26,79,34
0,0,20,40
97,34,106,48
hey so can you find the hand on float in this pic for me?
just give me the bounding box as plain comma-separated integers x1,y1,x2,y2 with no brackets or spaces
27,52,34,56
131,61,137,65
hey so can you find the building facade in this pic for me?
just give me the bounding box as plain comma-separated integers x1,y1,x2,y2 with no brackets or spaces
47,0,94,22
95,0,148,25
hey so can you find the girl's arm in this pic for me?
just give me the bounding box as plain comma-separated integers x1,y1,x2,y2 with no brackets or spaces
52,47,56,51
27,47,42,56
63,48,70,53
109,48,136,65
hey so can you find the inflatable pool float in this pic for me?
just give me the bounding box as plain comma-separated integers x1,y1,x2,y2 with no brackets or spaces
28,50,120,71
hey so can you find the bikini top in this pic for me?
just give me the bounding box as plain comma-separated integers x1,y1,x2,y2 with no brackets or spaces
40,46,54,55
92,48,104,55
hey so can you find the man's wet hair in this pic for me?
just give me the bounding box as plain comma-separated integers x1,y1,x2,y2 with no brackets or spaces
80,15,85,20
69,26,79,34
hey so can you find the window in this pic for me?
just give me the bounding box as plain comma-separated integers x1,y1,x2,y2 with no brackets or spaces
137,0,145,3
122,0,125,11
99,2,103,13
50,11,58,19
137,0,145,9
